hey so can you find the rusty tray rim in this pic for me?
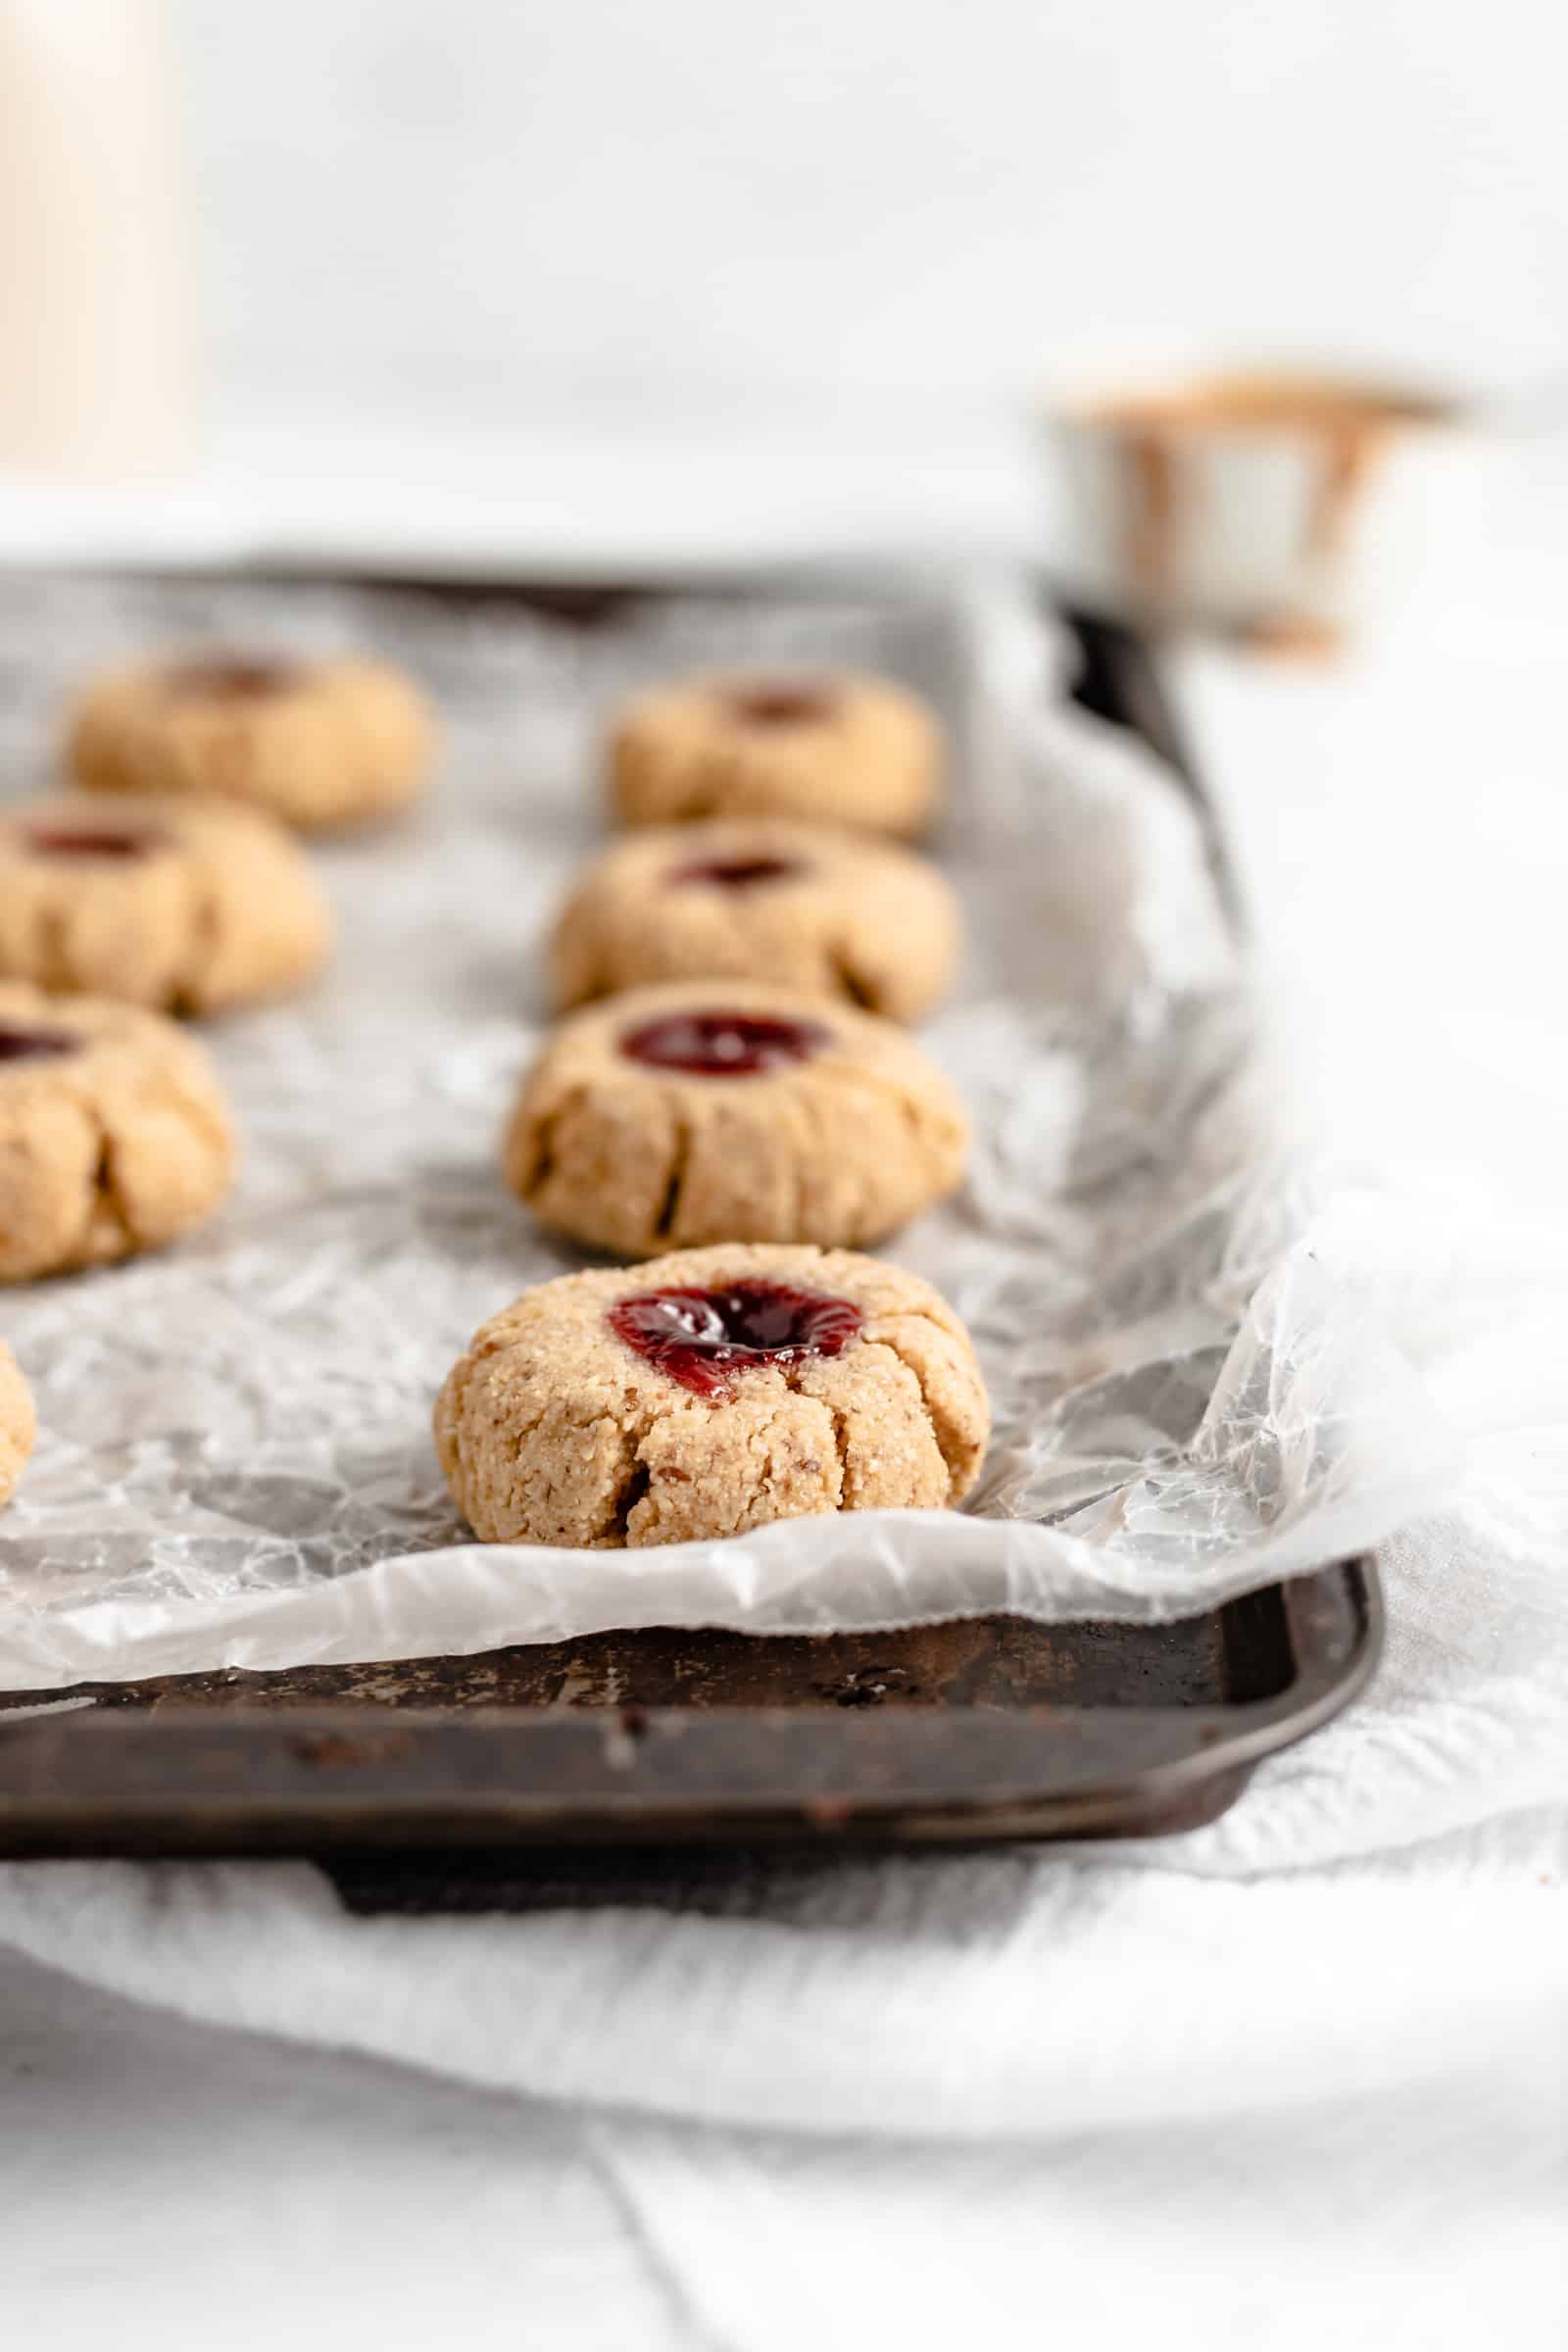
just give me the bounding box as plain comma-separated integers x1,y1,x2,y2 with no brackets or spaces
0,1560,1382,1853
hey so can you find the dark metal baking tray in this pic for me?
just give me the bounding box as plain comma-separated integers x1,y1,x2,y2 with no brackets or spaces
0,577,1382,1870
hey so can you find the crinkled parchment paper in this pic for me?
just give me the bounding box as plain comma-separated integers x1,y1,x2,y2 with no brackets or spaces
0,569,1450,1688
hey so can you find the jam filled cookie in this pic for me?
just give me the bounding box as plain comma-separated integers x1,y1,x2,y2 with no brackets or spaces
549,816,961,1022
0,796,331,1014
436,1241,989,1546
0,1347,35,1506
0,983,235,1280
609,670,942,840
507,980,967,1256
65,651,435,833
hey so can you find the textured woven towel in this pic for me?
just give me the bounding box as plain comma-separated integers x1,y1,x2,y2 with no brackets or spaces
2,611,1565,2349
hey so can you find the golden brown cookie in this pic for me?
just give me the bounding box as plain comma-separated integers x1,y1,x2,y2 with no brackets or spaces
0,795,331,1014
0,983,236,1280
506,979,967,1257
549,816,961,1022
65,651,435,833
0,1346,35,1506
435,1241,989,1547
609,670,941,839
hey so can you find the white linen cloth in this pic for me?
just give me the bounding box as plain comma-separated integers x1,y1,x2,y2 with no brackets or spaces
2,580,1566,2348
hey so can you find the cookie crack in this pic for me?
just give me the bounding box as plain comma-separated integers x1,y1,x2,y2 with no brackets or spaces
779,1355,857,1499
516,1084,591,1200
822,1390,855,1504
863,1324,970,1486
582,1418,649,1544
674,753,741,822
610,1459,653,1540
827,940,878,1013
651,1107,693,1244
87,1105,137,1253
814,1062,956,1171
172,866,222,1015
167,1077,234,1170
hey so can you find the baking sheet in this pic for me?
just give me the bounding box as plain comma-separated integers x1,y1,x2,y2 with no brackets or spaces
0,570,1449,1689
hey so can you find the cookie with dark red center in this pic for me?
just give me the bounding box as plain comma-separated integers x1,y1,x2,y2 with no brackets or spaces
0,1346,34,1506
505,979,967,1256
434,1242,989,1546
549,816,961,1022
0,980,235,1280
0,794,330,1014
65,649,435,833
608,669,942,840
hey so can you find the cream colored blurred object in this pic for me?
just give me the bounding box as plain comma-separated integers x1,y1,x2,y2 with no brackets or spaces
1039,354,1484,651
0,0,191,479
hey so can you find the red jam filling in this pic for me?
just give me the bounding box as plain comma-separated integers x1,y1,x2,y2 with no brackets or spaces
162,656,300,701
0,1025,81,1064
666,855,806,892
609,1280,862,1396
618,1009,828,1077
24,827,159,861
724,682,836,728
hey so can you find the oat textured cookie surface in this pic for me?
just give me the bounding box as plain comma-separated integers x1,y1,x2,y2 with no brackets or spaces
0,795,331,1014
0,1346,35,1506
0,982,236,1280
609,670,941,839
66,651,434,833
549,815,960,1021
436,1242,989,1547
506,979,967,1255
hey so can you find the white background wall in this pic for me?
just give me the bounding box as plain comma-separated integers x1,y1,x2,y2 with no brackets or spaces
174,0,1568,446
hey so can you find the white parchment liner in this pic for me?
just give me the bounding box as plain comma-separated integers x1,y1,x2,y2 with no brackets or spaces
0,570,1451,1687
